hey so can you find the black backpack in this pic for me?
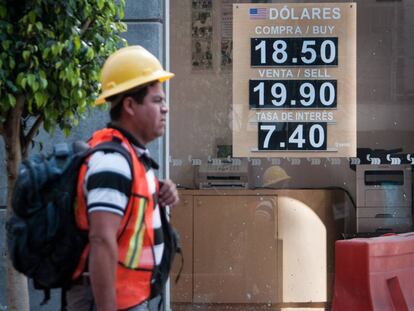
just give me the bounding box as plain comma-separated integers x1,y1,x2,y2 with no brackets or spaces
6,140,131,292
6,138,182,306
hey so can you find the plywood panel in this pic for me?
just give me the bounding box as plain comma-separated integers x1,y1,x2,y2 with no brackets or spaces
171,195,193,303
193,195,278,303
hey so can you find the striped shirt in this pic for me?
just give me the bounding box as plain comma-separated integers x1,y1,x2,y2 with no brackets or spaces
84,136,164,266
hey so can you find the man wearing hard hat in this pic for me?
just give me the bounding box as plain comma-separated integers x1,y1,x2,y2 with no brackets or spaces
67,46,179,311
262,165,291,188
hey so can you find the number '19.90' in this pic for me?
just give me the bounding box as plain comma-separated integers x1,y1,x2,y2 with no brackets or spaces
250,80,337,109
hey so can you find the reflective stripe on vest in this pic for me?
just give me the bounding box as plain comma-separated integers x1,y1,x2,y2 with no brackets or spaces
124,197,146,269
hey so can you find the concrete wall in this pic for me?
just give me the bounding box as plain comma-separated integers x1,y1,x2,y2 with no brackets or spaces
0,0,165,309
0,209,6,310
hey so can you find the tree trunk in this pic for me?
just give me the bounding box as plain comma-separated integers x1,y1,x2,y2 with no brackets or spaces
4,96,30,311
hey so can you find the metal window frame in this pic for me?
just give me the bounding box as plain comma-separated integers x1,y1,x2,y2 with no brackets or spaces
162,0,171,310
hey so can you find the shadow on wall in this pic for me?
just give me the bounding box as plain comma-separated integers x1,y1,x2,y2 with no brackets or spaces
0,209,6,310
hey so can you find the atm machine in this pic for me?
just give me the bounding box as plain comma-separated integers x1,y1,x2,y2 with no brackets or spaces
356,164,413,233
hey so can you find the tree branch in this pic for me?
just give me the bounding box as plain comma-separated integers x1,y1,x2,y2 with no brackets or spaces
23,115,43,154
80,18,91,36
4,95,24,191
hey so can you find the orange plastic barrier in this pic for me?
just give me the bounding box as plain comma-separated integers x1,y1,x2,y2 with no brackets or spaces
332,232,414,311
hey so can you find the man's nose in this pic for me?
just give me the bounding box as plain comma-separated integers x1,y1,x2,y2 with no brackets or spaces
161,103,168,113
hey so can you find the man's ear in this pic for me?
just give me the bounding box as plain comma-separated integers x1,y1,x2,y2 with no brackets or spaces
122,97,136,116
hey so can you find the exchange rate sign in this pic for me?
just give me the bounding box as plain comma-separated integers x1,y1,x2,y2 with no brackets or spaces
233,3,356,157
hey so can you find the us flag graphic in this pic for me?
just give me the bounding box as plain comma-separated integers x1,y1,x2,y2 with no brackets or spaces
249,8,268,20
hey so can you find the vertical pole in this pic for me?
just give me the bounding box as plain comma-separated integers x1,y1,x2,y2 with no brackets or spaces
163,0,171,310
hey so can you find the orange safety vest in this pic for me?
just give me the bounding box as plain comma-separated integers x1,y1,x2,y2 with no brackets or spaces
73,128,158,310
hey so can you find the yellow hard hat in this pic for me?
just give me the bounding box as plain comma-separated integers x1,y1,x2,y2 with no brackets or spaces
262,166,290,187
95,45,175,105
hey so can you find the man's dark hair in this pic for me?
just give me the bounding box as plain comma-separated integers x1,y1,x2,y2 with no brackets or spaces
109,81,157,120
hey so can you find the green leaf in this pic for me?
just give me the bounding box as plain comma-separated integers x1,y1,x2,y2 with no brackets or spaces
34,92,47,107
51,44,58,56
27,97,33,113
8,57,15,69
74,35,81,51
16,73,27,89
118,8,124,20
39,70,47,80
71,77,78,87
43,118,51,132
0,5,7,19
32,80,40,92
59,70,65,80
63,126,71,137
57,42,64,55
2,40,11,50
59,85,69,97
86,48,94,60
42,48,50,60
22,51,31,62
39,77,48,89
97,0,104,10
35,22,43,31
7,94,16,107
28,11,36,23
27,74,36,88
